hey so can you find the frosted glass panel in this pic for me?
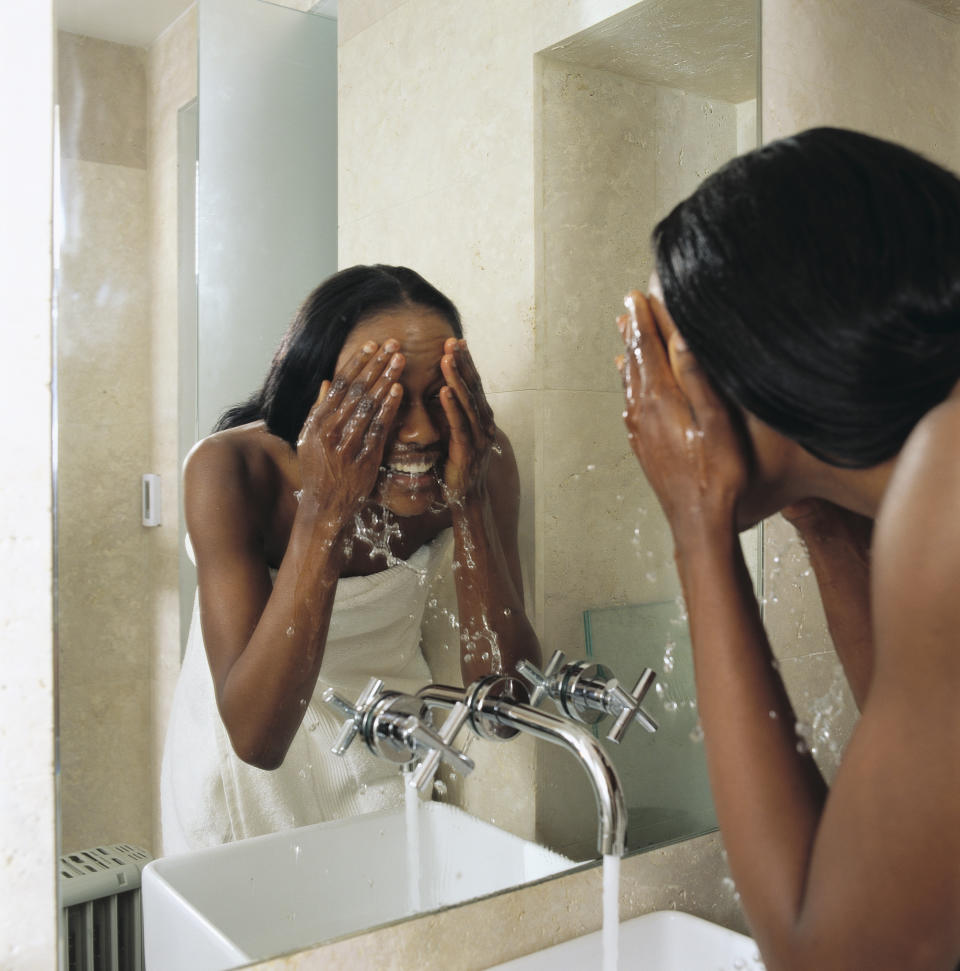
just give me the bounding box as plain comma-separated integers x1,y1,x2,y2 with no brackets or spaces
197,0,337,436
584,602,717,848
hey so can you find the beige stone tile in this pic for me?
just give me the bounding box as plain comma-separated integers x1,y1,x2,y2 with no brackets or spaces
339,0,536,216
761,514,832,661
56,420,151,560
487,390,537,607
539,389,681,654
338,0,413,44
339,158,537,395
57,547,153,688
760,64,879,142
57,160,152,426
535,739,604,859
57,32,147,168
539,59,658,394
59,678,155,855
763,0,960,144
654,87,740,220
778,651,858,783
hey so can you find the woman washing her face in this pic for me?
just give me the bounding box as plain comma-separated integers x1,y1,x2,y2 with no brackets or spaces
616,129,959,970
161,264,540,853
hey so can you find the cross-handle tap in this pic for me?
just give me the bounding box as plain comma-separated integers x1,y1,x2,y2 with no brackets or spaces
417,676,628,857
322,677,384,755
516,651,658,743
407,701,472,793
321,678,475,776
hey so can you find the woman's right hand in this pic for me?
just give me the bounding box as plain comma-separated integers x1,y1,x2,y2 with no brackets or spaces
296,340,405,521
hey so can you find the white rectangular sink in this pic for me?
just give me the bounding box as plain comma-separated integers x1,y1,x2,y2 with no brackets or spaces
142,801,577,970
489,909,762,971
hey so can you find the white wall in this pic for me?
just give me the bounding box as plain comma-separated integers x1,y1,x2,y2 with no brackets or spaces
0,1,57,967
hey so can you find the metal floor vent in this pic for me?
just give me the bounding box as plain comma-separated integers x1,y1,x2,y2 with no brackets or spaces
59,844,152,971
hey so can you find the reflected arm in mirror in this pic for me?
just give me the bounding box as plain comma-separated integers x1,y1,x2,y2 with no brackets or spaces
439,338,542,682
184,342,403,770
779,500,874,710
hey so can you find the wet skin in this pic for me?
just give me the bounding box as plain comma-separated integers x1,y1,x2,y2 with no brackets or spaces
183,303,540,771
615,284,960,970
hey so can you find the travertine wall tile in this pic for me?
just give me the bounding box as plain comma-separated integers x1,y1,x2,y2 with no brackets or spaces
57,41,155,856
58,32,147,168
59,680,154,852
146,4,198,852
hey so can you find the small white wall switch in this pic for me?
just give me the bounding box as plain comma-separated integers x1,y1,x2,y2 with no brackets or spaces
142,473,162,527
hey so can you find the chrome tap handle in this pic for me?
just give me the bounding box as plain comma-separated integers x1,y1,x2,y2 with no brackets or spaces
321,676,384,755
606,668,658,743
408,701,474,792
516,650,566,707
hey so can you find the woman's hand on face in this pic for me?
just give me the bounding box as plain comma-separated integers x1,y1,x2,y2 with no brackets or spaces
438,338,497,503
296,339,405,520
616,290,749,549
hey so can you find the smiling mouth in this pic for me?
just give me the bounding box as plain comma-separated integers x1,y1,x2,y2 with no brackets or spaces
384,457,438,475
380,452,442,479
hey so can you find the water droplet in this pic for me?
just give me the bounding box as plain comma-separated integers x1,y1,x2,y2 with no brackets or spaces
503,607,511,617
689,722,704,743
768,710,778,720
286,625,295,637
433,779,447,797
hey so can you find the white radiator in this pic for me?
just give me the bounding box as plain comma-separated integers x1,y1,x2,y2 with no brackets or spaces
59,844,152,971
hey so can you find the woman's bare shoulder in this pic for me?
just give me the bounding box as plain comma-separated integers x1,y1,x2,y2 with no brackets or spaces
183,423,286,539
883,392,960,515
872,393,960,654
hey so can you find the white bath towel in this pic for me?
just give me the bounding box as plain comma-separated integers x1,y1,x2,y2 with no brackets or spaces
160,528,453,856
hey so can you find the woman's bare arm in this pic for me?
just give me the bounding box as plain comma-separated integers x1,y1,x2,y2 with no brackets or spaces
186,341,403,769
781,500,874,708
619,291,960,969
438,339,541,681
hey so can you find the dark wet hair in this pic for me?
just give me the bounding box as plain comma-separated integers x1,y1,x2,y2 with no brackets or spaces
652,127,960,468
215,264,463,447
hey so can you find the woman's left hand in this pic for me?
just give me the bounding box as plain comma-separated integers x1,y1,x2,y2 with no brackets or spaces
616,289,749,550
439,338,497,503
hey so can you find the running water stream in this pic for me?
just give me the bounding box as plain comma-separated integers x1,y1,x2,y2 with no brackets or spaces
404,780,422,913
602,854,620,971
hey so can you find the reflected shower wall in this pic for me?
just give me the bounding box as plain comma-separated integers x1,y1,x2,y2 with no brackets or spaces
533,13,758,857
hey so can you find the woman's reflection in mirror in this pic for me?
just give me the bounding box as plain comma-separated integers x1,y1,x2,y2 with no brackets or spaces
161,265,540,853
616,128,960,970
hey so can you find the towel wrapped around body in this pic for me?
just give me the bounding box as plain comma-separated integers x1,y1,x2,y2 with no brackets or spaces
160,528,453,855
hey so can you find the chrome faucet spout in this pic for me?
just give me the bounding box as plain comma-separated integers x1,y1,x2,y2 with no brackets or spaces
416,681,627,857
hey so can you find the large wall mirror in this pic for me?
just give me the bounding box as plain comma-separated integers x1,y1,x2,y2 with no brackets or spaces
55,0,960,964
53,0,758,958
